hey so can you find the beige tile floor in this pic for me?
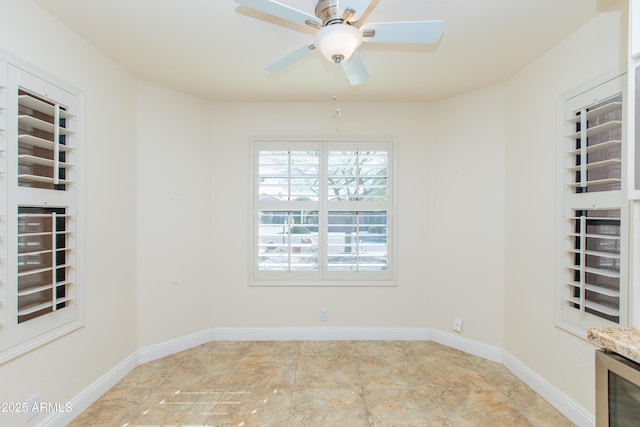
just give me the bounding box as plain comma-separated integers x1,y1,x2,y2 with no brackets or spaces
69,341,574,426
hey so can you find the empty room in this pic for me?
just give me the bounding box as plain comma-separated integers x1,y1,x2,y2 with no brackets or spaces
0,0,639,425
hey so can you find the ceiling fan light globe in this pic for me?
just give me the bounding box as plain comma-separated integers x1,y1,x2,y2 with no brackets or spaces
314,24,362,63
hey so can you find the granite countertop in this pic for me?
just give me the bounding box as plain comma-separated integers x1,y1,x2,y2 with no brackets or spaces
587,327,640,364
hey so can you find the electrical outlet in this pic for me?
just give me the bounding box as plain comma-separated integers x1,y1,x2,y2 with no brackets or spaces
453,317,463,332
320,309,328,322
25,394,40,421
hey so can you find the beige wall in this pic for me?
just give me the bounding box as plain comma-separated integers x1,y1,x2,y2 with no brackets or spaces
208,102,439,329
132,84,506,346
202,98,506,341
0,0,138,425
429,85,507,347
504,0,627,413
136,81,213,348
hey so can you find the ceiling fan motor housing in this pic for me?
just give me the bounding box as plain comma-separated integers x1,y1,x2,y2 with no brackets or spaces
315,0,351,26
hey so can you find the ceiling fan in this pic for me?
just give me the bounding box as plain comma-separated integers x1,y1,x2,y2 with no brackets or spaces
234,0,445,86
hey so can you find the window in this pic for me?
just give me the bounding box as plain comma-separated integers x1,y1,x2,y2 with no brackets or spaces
252,140,395,285
556,73,629,335
0,55,84,363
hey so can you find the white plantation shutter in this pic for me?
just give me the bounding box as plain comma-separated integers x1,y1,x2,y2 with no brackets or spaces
0,56,84,362
327,211,388,272
256,144,321,279
258,149,320,201
327,150,388,201
326,147,390,278
253,140,394,285
565,95,622,192
17,208,73,323
257,210,320,272
18,90,75,189
557,74,628,333
565,208,621,322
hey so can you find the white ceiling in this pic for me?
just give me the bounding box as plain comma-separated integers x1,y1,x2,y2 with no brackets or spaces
33,0,617,102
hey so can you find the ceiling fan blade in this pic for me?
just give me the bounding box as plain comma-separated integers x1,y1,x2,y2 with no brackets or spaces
361,21,445,44
235,0,321,27
265,43,315,72
341,51,369,86
339,0,373,22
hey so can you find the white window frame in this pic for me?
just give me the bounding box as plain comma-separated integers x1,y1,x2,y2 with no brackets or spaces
555,70,629,337
0,52,85,364
249,139,397,287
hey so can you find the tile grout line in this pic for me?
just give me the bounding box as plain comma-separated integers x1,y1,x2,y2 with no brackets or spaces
350,341,376,426
285,340,302,427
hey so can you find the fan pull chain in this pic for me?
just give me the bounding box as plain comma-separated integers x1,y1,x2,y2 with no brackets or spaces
333,62,341,118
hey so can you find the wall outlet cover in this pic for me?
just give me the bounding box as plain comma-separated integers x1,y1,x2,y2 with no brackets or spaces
453,317,463,332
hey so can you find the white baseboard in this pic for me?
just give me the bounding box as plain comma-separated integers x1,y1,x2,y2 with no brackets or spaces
38,352,138,427
503,352,594,427
431,329,503,363
47,327,594,427
137,329,214,364
211,326,432,341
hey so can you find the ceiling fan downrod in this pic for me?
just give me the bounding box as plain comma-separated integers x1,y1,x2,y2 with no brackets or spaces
315,0,354,26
